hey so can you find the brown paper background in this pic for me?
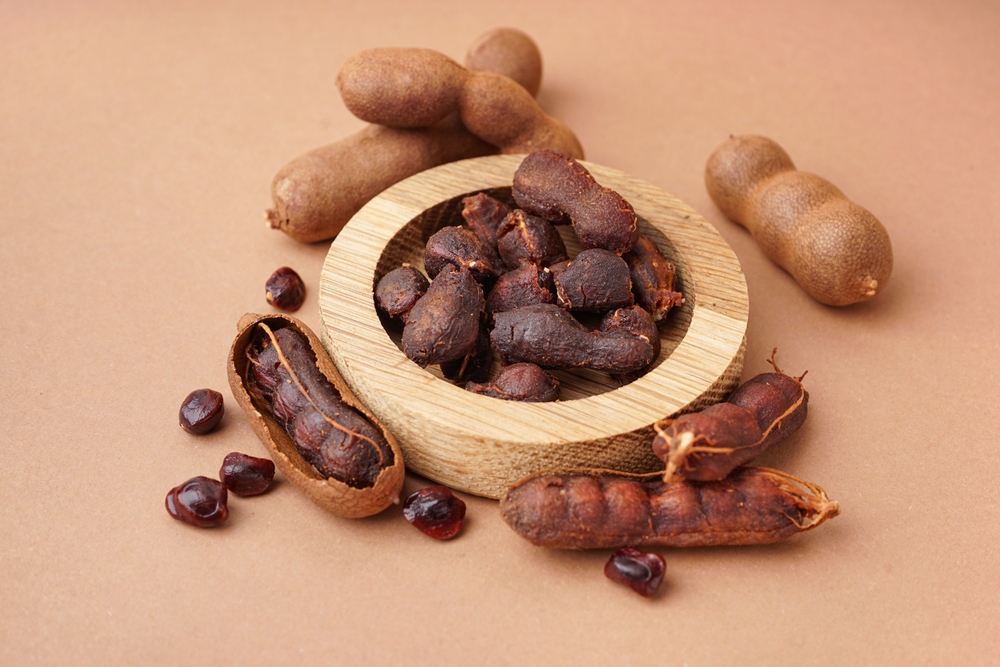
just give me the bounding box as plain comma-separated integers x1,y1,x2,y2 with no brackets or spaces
2,1,998,664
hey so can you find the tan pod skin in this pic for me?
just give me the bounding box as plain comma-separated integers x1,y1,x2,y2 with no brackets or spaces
266,116,495,243
228,313,405,518
705,135,893,306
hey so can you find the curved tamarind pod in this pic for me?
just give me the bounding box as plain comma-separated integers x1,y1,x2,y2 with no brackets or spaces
336,47,583,159
457,71,584,159
652,352,808,483
268,30,543,244
500,466,839,550
705,135,893,306
266,115,495,243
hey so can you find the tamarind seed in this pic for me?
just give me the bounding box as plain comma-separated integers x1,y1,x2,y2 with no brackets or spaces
265,267,306,312
165,476,229,528
220,452,276,497
403,486,467,539
178,388,224,435
604,547,666,598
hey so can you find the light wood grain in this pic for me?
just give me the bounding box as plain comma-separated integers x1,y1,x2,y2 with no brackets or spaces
319,154,748,498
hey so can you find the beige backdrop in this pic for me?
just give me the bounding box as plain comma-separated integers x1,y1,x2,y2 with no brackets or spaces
2,1,998,665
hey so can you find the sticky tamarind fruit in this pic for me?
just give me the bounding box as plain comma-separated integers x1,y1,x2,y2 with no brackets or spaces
337,49,583,158
500,466,839,549
651,350,808,483
227,313,405,518
491,303,655,374
512,150,638,254
705,135,893,306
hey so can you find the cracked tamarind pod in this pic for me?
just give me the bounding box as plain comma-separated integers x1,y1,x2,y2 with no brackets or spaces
651,350,808,483
705,134,893,306
500,466,839,549
512,150,639,254
228,313,405,518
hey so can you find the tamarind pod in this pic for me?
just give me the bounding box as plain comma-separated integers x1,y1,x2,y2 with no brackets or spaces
337,48,468,128
464,27,543,98
652,361,808,483
335,45,581,158
705,135,893,306
266,115,495,243
458,72,584,159
228,313,405,518
500,466,839,550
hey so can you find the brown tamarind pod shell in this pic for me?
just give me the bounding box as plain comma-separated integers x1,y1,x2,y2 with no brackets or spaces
227,312,405,518
705,134,893,306
266,116,495,244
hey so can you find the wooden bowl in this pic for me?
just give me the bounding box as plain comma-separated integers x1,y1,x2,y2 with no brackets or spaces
318,154,748,499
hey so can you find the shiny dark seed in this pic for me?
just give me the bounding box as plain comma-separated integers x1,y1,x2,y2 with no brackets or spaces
603,546,665,597
265,266,306,311
165,476,229,527
179,388,224,435
402,485,466,539
220,452,276,497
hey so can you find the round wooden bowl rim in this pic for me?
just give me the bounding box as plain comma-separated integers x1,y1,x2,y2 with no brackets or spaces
319,154,748,494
